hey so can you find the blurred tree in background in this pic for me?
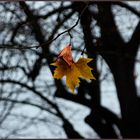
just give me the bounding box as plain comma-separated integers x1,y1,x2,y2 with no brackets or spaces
0,1,140,138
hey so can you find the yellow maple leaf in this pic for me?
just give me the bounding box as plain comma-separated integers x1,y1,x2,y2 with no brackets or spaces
51,58,95,93
75,58,95,80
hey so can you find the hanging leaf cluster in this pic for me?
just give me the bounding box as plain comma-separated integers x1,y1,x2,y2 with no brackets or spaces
51,45,95,93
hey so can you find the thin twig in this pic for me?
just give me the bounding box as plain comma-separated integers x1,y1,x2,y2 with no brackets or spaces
81,47,86,55
68,31,73,45
36,2,89,48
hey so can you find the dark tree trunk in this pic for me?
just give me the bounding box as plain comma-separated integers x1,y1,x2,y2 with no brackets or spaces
75,2,118,138
112,58,140,138
98,3,140,138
